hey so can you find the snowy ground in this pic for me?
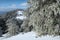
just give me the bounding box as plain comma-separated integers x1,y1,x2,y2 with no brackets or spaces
0,31,60,40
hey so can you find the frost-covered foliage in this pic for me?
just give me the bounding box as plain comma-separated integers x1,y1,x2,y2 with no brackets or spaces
6,17,23,37
29,3,60,36
6,18,19,37
24,0,60,36
28,0,57,14
21,18,33,32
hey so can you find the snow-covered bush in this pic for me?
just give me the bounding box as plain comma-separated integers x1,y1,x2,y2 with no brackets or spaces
25,0,60,36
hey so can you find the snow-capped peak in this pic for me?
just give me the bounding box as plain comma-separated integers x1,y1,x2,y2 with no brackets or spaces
16,11,26,20
17,11,23,15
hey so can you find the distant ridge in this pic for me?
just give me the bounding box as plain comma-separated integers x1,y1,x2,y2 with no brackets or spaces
0,9,24,20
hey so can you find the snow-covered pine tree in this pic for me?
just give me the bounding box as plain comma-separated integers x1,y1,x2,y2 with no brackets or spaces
25,0,60,36
6,18,20,37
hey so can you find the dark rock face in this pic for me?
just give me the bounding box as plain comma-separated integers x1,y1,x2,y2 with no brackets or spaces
0,18,7,37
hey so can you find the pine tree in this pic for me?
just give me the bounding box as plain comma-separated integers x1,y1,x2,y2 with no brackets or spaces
6,18,20,37
26,0,60,36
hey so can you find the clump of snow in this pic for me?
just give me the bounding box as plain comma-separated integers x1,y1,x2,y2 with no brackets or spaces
0,31,60,40
17,11,23,15
0,37,5,40
16,16,26,20
16,11,26,20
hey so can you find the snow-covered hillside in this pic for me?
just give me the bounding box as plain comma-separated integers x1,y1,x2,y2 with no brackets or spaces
0,31,60,40
0,10,60,40
0,10,59,40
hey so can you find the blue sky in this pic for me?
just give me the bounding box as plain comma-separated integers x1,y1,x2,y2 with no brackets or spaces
0,0,27,11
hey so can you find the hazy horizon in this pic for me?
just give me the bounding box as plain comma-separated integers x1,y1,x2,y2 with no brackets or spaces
0,0,27,12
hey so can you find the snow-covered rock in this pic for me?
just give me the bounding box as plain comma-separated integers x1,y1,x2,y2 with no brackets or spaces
16,11,26,20
17,11,23,15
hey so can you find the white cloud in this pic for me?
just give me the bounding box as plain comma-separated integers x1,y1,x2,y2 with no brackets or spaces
0,4,17,11
0,3,28,11
8,4,16,8
19,2,28,9
0,7,6,11
20,2,28,6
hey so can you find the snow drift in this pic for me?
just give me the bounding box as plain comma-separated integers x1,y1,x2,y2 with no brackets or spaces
0,31,60,40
